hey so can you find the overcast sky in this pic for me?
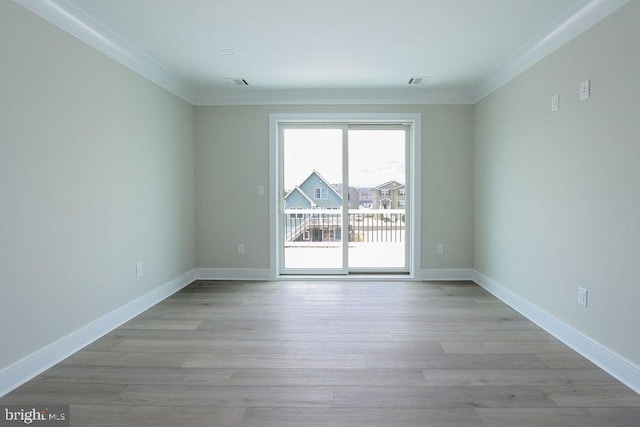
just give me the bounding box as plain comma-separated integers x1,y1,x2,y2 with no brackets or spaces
283,129,405,190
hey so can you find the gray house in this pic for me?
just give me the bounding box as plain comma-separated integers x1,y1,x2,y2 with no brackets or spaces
331,184,361,209
356,188,374,209
373,180,406,209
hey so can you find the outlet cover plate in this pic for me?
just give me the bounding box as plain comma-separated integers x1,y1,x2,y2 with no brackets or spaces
551,93,559,111
578,287,588,307
580,80,590,100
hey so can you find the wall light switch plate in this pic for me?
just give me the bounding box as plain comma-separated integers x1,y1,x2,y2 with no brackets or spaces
136,262,143,277
551,94,559,112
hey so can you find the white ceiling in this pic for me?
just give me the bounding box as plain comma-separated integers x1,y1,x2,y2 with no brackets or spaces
19,0,628,104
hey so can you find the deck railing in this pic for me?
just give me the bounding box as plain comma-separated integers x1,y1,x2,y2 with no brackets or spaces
284,209,405,244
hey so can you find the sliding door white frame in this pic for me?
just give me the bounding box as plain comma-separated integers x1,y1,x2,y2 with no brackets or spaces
269,113,422,279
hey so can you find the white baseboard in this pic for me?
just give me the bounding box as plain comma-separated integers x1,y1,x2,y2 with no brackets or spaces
420,268,475,281
473,270,640,395
195,268,271,281
0,269,196,397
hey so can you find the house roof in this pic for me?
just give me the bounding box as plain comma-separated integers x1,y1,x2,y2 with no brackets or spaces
330,183,343,194
332,184,359,194
374,180,405,190
284,186,316,207
300,170,342,200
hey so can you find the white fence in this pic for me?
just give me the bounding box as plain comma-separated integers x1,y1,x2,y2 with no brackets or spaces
284,209,405,245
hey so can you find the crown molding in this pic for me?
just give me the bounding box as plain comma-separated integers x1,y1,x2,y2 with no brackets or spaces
13,0,629,106
193,88,475,106
473,0,630,103
13,0,196,103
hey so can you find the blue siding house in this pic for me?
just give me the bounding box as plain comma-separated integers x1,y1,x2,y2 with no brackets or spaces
284,171,343,242
284,186,316,209
284,170,342,209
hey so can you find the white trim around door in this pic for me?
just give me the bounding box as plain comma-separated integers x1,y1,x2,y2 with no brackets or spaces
269,113,422,279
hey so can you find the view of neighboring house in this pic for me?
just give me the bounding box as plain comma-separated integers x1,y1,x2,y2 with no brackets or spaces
373,180,406,210
331,184,361,209
356,188,374,209
284,172,407,211
284,171,342,242
284,170,342,209
284,171,406,243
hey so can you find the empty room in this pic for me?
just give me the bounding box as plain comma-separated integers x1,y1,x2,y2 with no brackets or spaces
1,0,639,425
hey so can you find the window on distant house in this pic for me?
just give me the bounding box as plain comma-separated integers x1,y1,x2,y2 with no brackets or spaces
398,201,406,209
380,189,390,196
314,188,328,199
398,188,406,196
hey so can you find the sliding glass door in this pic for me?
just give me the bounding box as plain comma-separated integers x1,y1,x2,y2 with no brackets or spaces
281,126,346,273
347,127,408,271
278,123,409,275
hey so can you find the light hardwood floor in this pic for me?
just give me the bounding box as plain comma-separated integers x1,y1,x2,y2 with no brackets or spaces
2,280,639,426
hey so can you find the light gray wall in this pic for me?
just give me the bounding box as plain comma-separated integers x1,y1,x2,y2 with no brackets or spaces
474,1,640,365
0,2,195,369
195,105,474,271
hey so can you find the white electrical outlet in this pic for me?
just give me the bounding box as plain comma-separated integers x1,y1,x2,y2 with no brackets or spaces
258,186,265,196
578,287,588,307
551,93,559,112
436,244,444,255
238,244,245,254
136,262,143,277
580,80,590,100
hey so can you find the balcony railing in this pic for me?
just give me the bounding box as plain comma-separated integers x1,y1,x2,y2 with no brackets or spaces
284,209,405,245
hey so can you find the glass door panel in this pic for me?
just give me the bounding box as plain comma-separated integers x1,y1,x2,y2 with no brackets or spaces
347,128,408,271
281,128,346,273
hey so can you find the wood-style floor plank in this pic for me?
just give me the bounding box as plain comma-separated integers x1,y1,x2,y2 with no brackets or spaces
420,368,620,387
118,384,334,408
542,385,640,407
331,385,557,408
440,340,573,355
2,382,126,405
364,353,550,369
183,352,366,369
241,407,485,427
227,368,428,387
35,366,234,386
70,405,246,427
477,407,640,427
1,279,639,427
58,350,192,368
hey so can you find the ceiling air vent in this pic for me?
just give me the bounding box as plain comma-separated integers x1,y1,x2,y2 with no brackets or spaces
408,76,430,85
225,78,249,86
